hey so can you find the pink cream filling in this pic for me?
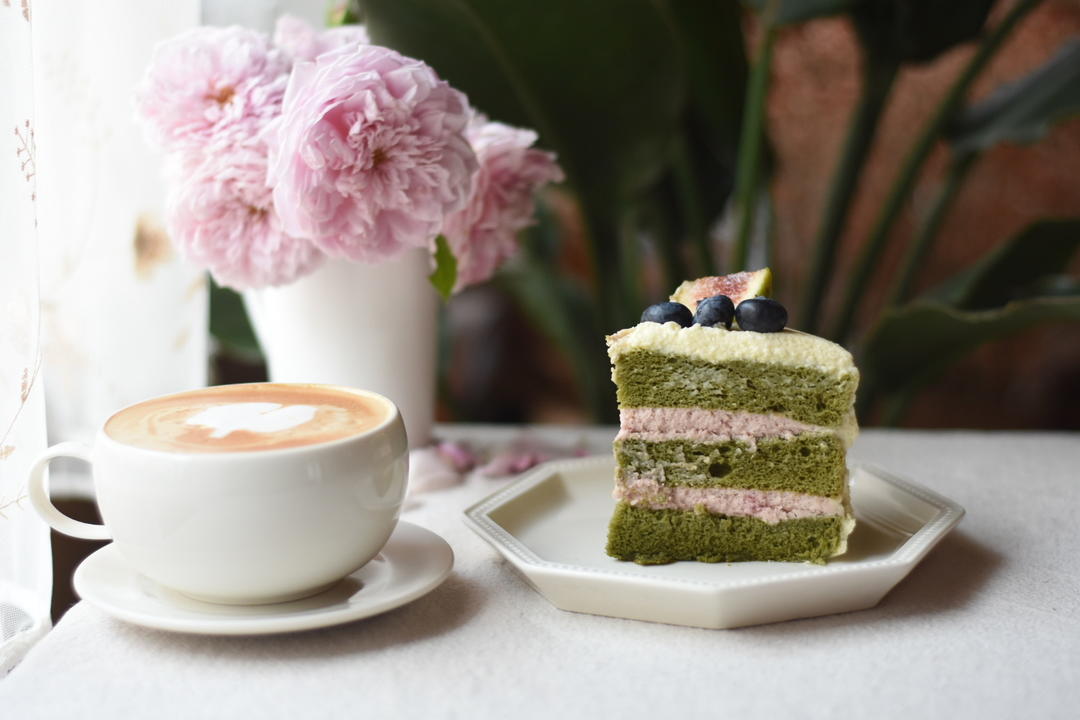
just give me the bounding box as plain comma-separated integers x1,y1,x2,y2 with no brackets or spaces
617,407,822,446
614,474,843,524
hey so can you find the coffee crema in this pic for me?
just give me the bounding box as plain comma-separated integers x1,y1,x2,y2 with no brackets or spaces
105,383,389,453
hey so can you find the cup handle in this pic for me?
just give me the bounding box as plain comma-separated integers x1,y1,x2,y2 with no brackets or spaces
27,442,111,541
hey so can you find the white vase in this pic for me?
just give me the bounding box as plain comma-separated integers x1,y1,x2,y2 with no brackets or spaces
243,250,438,449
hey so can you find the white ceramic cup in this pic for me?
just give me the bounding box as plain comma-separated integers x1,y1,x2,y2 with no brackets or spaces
28,384,408,605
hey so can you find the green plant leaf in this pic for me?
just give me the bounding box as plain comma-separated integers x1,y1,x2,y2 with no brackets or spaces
741,0,853,26
1022,274,1080,298
863,218,1080,397
654,0,749,277
330,1,361,26
667,0,748,170
861,296,1080,395
429,234,458,301
498,206,617,422
926,219,1080,309
209,280,263,360
948,40,1080,154
853,0,994,65
359,0,683,215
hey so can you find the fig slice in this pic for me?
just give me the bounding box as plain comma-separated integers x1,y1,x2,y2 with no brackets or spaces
670,268,773,313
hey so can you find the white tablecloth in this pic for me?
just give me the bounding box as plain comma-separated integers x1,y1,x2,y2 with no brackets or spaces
2,428,1078,719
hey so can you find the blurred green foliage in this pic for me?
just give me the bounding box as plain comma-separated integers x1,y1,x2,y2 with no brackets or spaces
862,220,1080,421
254,0,1080,425
209,280,260,361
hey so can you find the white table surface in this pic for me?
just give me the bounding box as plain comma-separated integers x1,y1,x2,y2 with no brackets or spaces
2,427,1078,719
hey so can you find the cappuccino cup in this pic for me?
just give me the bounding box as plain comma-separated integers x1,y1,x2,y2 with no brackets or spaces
28,383,408,604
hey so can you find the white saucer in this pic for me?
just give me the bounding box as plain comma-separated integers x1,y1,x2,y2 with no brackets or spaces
465,456,964,629
73,521,453,635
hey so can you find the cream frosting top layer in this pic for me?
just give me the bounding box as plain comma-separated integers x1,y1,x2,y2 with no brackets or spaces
607,322,858,377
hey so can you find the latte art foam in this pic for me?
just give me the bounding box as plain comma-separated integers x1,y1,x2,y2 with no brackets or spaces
105,384,388,453
185,403,319,438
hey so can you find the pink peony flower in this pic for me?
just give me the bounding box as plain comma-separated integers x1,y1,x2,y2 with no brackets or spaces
165,140,324,290
135,26,290,153
273,14,369,62
443,119,563,291
265,44,478,263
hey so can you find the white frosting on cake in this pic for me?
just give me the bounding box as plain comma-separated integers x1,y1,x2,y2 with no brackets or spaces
835,409,859,449
607,322,858,378
832,515,857,557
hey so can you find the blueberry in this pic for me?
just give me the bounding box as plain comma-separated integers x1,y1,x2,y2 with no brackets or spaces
735,297,787,333
641,301,693,327
693,295,735,329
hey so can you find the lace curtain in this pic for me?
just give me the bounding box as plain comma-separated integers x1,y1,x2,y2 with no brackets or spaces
36,1,206,478
0,1,49,675
1,1,204,672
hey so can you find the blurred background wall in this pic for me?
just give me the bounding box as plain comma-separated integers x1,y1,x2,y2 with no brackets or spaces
764,3,1080,428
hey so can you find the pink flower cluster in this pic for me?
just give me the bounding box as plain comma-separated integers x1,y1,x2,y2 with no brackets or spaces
444,118,565,290
135,16,561,291
265,44,477,263
135,26,290,155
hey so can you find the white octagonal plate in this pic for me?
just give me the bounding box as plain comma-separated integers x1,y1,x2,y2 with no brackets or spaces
464,456,964,629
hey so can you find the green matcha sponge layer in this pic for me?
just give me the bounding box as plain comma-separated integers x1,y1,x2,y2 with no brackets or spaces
616,434,846,495
606,503,847,565
613,351,857,427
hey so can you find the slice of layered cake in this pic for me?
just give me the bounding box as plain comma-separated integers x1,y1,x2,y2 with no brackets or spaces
605,272,859,564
